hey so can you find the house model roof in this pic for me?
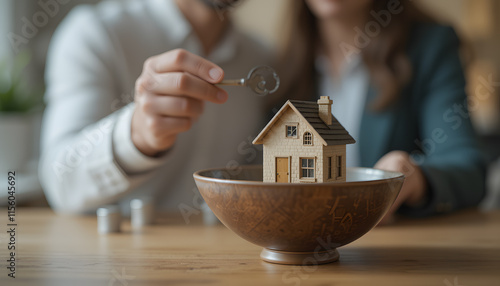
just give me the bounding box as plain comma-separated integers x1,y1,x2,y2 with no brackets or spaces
253,100,356,146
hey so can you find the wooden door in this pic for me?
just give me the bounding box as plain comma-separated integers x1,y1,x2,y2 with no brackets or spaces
276,157,289,183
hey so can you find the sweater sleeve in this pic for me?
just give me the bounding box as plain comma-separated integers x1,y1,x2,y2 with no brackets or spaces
401,26,487,217
39,6,168,214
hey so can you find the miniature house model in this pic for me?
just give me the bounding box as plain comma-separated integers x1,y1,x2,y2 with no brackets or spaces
253,96,355,183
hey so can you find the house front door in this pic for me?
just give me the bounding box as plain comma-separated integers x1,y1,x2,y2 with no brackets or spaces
276,157,289,183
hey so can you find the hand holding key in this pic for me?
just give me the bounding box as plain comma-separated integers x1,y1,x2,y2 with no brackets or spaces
132,49,228,157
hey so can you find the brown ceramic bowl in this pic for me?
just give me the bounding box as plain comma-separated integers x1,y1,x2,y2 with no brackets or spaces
193,165,404,265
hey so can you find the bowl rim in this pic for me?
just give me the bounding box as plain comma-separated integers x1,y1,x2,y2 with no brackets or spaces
193,165,405,186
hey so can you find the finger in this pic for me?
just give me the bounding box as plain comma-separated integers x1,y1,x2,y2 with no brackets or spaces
374,157,390,170
141,94,205,118
148,49,224,83
147,115,193,137
146,72,228,103
146,134,177,154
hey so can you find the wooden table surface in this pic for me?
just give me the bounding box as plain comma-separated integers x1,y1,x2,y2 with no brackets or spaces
1,208,499,286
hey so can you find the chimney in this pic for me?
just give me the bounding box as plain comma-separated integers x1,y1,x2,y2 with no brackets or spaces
317,96,332,125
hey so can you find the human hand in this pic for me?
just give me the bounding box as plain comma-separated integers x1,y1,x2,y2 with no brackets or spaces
132,49,228,157
374,151,428,225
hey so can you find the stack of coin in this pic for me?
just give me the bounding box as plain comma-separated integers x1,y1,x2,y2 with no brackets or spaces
96,205,121,234
130,197,155,228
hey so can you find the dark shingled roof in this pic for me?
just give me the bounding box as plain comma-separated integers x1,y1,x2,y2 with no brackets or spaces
289,100,356,146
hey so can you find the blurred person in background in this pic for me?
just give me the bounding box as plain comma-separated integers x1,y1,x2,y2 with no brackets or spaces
279,0,486,223
39,0,271,214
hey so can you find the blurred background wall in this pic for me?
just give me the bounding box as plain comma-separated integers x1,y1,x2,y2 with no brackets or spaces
1,0,499,207
236,0,500,136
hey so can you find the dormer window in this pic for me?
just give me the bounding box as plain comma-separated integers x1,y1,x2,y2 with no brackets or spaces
303,132,312,145
286,125,297,138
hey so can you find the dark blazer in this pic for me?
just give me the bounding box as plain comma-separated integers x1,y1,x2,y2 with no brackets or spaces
359,23,486,216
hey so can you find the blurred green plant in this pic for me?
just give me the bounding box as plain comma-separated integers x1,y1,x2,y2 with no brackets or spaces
0,51,44,113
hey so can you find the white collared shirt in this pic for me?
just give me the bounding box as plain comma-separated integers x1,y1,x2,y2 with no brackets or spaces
40,0,271,213
316,55,370,167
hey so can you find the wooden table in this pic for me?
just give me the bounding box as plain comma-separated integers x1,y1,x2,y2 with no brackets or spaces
1,208,499,286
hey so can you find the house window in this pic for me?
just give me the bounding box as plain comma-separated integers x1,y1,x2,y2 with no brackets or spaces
300,158,315,178
286,125,297,138
336,155,342,178
303,132,312,145
327,157,332,179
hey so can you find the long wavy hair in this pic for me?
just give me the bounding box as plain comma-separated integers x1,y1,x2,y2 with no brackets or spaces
277,0,437,111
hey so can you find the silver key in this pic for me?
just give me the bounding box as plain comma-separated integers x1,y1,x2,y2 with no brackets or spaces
217,65,280,96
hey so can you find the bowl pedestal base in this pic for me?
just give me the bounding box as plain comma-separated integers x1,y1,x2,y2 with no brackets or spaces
260,248,339,265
